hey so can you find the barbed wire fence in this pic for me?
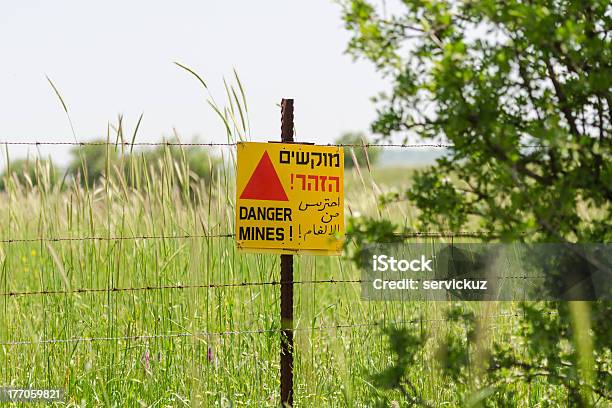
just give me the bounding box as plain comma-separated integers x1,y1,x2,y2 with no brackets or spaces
2,274,547,298
0,141,548,148
1,312,555,347
0,140,555,405
0,231,511,245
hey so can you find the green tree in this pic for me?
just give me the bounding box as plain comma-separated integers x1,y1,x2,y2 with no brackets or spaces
335,132,381,168
123,142,217,190
341,0,611,405
67,141,119,187
68,139,217,190
0,158,59,191
342,0,610,239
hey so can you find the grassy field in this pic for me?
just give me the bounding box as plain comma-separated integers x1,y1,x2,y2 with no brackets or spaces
0,145,561,407
0,76,569,406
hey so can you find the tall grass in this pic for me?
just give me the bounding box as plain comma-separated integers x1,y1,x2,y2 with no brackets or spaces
0,69,569,406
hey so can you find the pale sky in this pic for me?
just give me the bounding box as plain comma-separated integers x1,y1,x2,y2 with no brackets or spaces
0,0,387,167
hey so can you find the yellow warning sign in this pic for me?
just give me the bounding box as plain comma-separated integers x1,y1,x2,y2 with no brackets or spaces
236,142,344,254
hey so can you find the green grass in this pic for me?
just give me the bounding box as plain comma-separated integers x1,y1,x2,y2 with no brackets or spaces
0,154,555,407
0,73,575,406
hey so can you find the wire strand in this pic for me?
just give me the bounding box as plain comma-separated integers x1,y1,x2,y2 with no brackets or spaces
1,276,545,298
1,312,555,346
0,141,546,148
0,233,234,244
0,230,512,245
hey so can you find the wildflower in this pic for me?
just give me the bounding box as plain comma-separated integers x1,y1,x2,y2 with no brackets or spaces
207,345,214,363
31,249,37,257
143,348,151,374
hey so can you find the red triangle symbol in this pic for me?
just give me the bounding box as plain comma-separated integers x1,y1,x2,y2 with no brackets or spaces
240,151,288,201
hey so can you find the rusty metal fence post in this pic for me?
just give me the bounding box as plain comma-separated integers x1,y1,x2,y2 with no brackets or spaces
280,98,294,407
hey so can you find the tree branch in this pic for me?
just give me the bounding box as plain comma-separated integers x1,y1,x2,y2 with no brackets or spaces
544,59,581,138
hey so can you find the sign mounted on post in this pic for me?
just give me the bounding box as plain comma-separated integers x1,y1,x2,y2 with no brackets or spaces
236,141,344,254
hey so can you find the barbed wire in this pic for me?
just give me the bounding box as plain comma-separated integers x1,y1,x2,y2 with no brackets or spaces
0,230,510,245
331,143,545,148
0,141,546,149
0,141,236,147
392,231,502,238
0,279,360,297
1,312,554,346
0,233,234,244
0,276,545,298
